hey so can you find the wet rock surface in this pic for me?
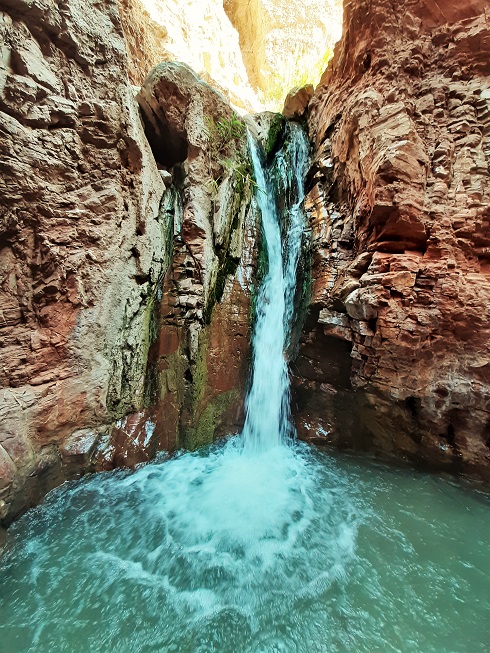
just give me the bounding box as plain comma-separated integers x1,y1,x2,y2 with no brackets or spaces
2,0,489,530
294,0,490,478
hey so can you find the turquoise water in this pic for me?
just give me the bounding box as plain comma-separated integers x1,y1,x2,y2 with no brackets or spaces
0,440,488,652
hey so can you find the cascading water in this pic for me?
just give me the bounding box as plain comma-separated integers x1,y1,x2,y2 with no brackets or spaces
241,123,309,453
0,123,488,653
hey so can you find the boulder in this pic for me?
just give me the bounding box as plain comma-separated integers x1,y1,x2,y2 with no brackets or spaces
282,84,314,120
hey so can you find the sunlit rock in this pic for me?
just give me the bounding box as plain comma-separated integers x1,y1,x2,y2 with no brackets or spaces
119,0,261,113
224,0,342,109
282,84,314,120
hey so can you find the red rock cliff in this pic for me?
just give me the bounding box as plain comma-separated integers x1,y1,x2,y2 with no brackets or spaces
0,0,169,521
0,0,255,525
294,0,490,477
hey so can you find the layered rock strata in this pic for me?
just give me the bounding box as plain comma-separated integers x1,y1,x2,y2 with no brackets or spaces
0,0,166,522
130,62,256,456
294,0,490,477
0,1,254,524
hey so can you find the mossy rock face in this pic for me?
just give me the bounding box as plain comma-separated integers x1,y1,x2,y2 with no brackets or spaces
204,254,240,325
204,153,252,325
106,283,161,420
160,187,177,271
265,114,286,161
183,389,240,450
249,222,269,329
178,328,211,449
142,297,159,408
288,241,312,359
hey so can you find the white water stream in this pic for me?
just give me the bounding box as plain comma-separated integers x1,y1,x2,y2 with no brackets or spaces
241,124,309,453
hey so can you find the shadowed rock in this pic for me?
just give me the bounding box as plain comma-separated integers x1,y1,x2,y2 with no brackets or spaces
294,0,490,479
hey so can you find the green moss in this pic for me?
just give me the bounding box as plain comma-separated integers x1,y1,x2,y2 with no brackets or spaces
193,332,209,406
183,389,239,451
217,257,239,309
179,330,210,449
147,298,158,344
179,309,243,451
265,114,286,160
142,296,159,407
288,232,313,356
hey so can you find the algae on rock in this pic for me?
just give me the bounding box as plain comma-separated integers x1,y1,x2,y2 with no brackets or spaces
132,62,259,454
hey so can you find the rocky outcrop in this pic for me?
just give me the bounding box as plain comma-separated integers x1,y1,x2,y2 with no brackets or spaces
294,0,490,477
124,62,256,455
282,84,314,121
0,2,255,524
0,0,168,522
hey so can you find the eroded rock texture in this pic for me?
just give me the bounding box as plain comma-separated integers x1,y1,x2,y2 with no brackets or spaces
0,0,167,521
128,62,256,456
0,2,254,523
294,0,490,477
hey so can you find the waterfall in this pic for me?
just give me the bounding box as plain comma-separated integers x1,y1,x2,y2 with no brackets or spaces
242,122,310,454
2,123,487,653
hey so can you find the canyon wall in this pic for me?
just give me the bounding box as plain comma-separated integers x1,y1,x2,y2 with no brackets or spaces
118,0,261,113
224,0,343,108
132,62,257,456
0,0,166,522
2,0,489,532
119,0,344,113
0,0,255,525
294,0,490,477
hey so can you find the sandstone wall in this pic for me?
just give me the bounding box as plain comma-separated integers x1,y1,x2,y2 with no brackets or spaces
224,0,343,108
115,62,257,460
119,0,344,114
294,0,490,477
0,1,255,524
0,0,168,521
